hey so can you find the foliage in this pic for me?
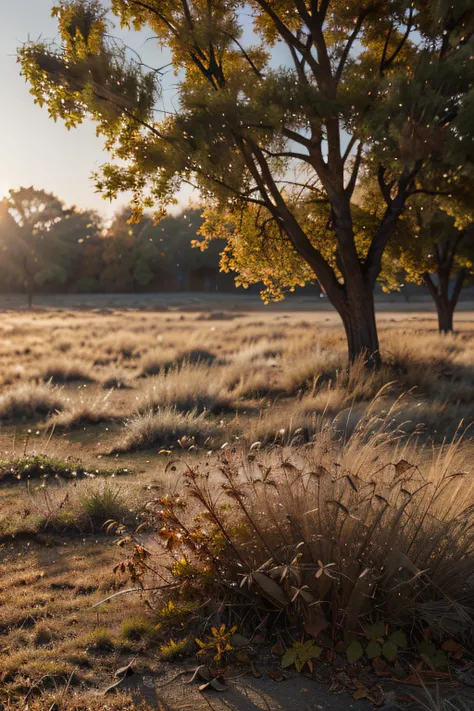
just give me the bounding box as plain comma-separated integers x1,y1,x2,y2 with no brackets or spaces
281,639,322,673
0,188,101,304
0,196,230,296
195,624,238,663
159,637,190,661
345,621,407,664
18,0,474,360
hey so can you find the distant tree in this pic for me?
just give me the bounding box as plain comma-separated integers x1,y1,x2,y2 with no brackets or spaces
101,209,163,292
0,187,100,306
19,1,474,365
384,195,474,333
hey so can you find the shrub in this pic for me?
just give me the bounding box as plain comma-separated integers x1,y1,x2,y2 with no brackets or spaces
159,637,190,661
126,417,474,656
0,383,64,420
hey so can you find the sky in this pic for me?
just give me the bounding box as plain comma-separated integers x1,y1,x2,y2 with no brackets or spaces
0,0,191,218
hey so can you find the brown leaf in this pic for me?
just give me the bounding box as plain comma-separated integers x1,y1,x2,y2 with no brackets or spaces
394,459,413,476
271,639,285,656
442,639,462,653
353,688,371,700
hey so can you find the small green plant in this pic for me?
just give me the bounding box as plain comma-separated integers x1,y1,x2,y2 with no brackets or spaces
195,624,238,663
85,627,115,651
121,618,157,642
282,639,322,673
159,637,190,661
80,483,128,528
346,622,408,664
418,640,448,670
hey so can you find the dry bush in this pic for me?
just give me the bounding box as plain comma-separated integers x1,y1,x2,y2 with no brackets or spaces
133,415,474,653
0,383,64,420
136,363,235,414
116,407,221,451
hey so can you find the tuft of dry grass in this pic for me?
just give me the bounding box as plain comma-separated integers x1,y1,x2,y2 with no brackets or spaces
116,407,221,451
136,363,234,415
0,382,64,420
38,360,95,383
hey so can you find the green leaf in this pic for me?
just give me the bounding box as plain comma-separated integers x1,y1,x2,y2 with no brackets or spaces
310,644,322,659
418,640,436,658
253,572,290,608
295,657,304,672
281,649,298,668
346,640,364,664
433,651,447,670
382,641,398,662
389,630,407,649
366,640,382,660
365,621,385,640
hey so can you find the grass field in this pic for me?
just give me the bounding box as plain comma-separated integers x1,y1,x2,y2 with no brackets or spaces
1,300,474,710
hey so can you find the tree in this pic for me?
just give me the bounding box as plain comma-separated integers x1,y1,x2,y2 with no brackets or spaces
384,195,474,334
19,1,474,364
0,187,100,306
101,209,164,291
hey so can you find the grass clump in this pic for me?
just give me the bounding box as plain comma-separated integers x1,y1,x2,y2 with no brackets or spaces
121,618,158,642
137,363,233,414
117,408,220,451
0,455,131,484
134,417,474,659
79,483,128,529
39,361,94,383
0,383,63,420
84,627,115,652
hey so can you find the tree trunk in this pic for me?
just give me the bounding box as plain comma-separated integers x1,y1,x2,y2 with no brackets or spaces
423,267,466,336
337,287,381,367
437,298,454,334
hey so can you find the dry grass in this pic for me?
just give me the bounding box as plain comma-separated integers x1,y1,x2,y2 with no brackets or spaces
136,363,234,415
117,407,221,451
2,306,474,708
138,418,474,653
0,382,64,420
38,360,95,383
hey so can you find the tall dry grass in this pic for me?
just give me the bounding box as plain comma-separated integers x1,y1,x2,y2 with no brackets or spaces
135,411,474,650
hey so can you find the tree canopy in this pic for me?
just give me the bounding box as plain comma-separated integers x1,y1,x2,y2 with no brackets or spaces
0,187,101,305
19,0,474,361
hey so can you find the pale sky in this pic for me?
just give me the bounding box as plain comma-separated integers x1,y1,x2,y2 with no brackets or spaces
0,2,289,218
0,0,192,217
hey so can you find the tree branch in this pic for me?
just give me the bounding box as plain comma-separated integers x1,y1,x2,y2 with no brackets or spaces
345,141,364,198
335,12,366,84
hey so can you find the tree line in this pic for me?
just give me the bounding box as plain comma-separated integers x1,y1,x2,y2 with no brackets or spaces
0,187,235,306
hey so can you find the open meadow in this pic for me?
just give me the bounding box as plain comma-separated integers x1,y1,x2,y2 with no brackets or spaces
1,299,474,710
